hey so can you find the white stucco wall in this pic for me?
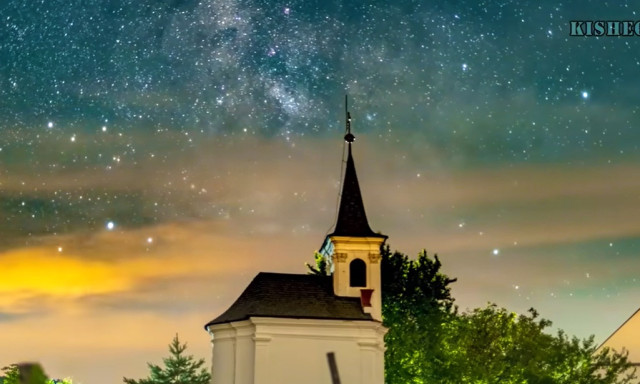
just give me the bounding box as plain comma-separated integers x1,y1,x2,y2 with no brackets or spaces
207,317,386,384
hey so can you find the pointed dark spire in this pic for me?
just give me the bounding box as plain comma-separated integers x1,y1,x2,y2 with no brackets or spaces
330,97,386,238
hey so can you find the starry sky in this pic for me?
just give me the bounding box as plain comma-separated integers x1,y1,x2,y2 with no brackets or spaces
1,0,640,383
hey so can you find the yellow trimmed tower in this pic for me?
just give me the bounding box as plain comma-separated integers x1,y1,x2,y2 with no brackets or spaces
320,105,388,322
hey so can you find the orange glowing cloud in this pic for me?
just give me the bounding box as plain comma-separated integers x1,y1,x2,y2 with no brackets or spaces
0,218,312,317
0,248,131,309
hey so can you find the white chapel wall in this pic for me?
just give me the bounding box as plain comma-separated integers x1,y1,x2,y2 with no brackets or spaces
208,317,386,384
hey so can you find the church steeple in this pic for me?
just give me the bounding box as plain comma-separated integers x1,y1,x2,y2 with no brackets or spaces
330,97,386,239
321,97,386,322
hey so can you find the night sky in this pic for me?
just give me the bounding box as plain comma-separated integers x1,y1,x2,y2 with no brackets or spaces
2,1,640,383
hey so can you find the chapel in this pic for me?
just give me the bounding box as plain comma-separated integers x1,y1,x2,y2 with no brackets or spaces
204,105,388,384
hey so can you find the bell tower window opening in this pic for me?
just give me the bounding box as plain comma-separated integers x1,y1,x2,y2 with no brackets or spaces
349,258,367,287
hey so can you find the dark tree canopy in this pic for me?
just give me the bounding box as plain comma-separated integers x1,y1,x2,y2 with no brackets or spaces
379,246,636,384
1,363,51,384
309,244,636,384
380,245,457,384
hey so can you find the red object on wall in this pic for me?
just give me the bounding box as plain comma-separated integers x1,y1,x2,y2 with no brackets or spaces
360,289,374,307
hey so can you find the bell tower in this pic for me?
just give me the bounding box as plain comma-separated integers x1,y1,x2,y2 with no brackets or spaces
320,97,387,321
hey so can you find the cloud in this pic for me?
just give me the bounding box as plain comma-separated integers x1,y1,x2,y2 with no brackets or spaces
1,134,639,347
2,134,639,263
369,157,640,254
0,220,264,313
0,248,131,309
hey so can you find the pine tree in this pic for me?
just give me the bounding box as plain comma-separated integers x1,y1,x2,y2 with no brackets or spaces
123,334,211,384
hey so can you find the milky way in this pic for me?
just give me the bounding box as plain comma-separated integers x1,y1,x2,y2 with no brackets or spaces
2,0,640,245
3,1,640,139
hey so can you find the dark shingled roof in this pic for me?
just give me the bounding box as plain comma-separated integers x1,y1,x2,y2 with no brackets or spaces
204,272,373,328
330,143,387,238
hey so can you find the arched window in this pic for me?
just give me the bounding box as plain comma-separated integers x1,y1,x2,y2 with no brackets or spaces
349,258,366,287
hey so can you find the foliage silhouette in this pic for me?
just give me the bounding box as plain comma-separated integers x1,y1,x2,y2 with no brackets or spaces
308,244,636,384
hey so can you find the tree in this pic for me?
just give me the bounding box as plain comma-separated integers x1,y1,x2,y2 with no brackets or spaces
308,245,636,384
379,247,636,384
433,305,636,384
305,251,328,276
1,363,51,384
1,365,20,384
380,246,457,384
123,334,211,384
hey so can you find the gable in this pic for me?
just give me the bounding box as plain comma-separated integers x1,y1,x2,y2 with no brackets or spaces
599,308,640,363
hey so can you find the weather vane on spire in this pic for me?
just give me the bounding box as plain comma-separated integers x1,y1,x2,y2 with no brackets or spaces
344,95,355,143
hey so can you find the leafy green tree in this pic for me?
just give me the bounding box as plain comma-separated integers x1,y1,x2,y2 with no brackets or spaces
380,246,456,384
1,363,50,384
309,245,636,384
434,305,636,384
1,365,20,384
305,251,328,276
123,334,211,384
379,247,635,384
